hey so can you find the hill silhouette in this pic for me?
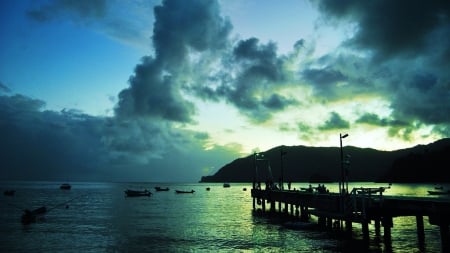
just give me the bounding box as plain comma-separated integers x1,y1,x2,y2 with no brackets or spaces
199,138,450,183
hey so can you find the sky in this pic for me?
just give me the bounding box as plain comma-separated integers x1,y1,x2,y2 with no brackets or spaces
0,0,449,182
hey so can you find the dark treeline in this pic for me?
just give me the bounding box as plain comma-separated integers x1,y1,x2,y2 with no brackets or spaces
200,138,450,183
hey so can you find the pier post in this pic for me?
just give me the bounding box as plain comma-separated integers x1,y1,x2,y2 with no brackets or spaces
440,223,449,253
345,220,352,235
374,218,381,243
416,215,425,245
382,216,393,243
362,220,369,242
327,217,333,230
300,206,309,221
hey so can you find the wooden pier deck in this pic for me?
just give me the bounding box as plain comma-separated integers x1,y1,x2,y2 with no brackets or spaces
251,187,450,252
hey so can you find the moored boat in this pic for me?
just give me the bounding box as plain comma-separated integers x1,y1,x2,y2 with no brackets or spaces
21,206,47,224
124,189,152,197
60,183,71,190
4,190,15,196
427,189,450,195
155,186,170,191
175,189,195,194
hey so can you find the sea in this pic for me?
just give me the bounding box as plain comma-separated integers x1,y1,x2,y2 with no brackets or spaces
1,181,449,253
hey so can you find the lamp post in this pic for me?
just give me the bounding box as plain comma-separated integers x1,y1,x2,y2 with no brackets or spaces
344,154,351,194
339,133,348,195
280,147,287,190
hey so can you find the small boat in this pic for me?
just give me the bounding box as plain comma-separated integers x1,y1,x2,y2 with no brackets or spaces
175,190,195,194
427,189,450,195
154,186,170,192
60,183,71,190
124,189,152,197
223,183,230,188
21,206,47,225
4,190,15,196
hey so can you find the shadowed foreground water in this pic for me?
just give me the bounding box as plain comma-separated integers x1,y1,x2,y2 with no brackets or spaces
1,181,448,252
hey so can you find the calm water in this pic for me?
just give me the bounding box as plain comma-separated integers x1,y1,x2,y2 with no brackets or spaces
1,181,448,252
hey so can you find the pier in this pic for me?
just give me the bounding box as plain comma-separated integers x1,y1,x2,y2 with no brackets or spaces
251,185,450,252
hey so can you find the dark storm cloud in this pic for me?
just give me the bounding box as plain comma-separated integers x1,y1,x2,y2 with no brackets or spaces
319,112,350,131
27,0,107,22
310,0,450,136
115,0,232,122
0,94,241,182
26,0,154,47
0,94,108,181
313,0,450,63
356,113,408,128
302,67,347,86
115,56,196,122
191,37,297,123
389,72,450,125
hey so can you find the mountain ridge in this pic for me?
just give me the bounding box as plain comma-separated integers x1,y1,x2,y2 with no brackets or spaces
199,138,450,183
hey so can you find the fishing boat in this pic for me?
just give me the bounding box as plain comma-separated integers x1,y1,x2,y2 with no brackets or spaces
175,189,195,194
154,186,170,192
21,206,47,224
124,189,152,197
60,183,71,190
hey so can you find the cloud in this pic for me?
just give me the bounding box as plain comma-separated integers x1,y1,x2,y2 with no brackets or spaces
311,0,450,123
0,81,11,93
299,0,450,138
319,112,350,131
27,0,107,22
0,93,242,182
26,0,156,48
189,37,298,123
115,0,232,122
0,94,107,181
312,0,450,65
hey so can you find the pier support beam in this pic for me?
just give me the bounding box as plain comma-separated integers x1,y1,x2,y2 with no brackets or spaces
440,223,449,253
327,217,333,230
382,216,393,243
345,220,352,235
300,206,309,221
416,215,425,246
362,220,369,242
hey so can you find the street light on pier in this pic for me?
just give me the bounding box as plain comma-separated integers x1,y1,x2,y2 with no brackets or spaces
339,133,349,195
